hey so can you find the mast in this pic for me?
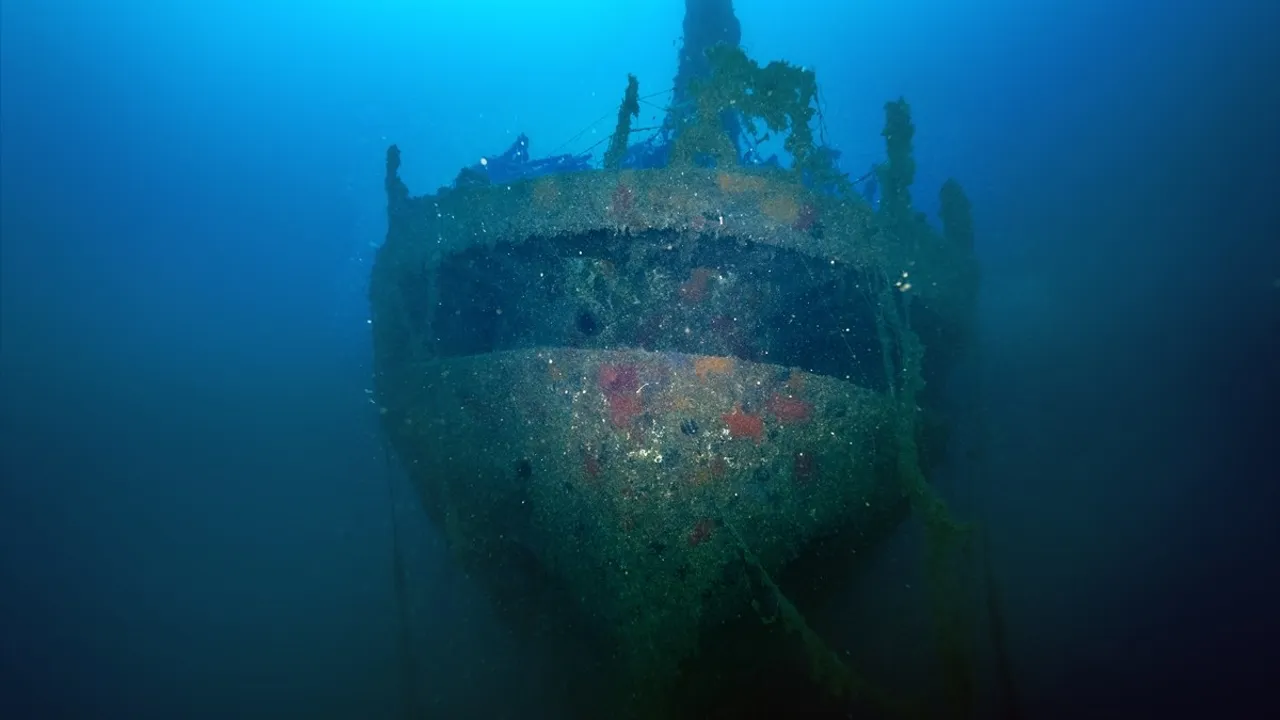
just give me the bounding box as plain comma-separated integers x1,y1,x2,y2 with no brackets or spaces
666,0,744,154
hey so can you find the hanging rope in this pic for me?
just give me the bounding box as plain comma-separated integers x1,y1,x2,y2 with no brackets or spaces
547,88,677,157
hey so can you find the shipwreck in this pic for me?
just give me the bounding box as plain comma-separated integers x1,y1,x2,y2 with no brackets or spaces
368,0,984,716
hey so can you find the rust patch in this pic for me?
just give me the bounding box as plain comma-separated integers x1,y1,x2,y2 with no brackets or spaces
688,517,716,546
678,267,716,304
598,362,644,428
717,172,766,194
767,393,813,424
722,403,764,442
694,355,734,381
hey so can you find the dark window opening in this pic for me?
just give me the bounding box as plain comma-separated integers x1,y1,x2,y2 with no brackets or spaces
425,230,887,390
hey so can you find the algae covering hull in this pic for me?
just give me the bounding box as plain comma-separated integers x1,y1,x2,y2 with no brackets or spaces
386,345,908,695
369,130,977,710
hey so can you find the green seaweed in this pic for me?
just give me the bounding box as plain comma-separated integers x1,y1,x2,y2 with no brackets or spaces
671,45,828,181
868,96,978,718
605,74,640,170
878,97,917,222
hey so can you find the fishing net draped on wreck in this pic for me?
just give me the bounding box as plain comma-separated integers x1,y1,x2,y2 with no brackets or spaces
368,46,979,714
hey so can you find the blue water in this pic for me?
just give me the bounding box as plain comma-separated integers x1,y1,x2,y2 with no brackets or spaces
2,0,1278,718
